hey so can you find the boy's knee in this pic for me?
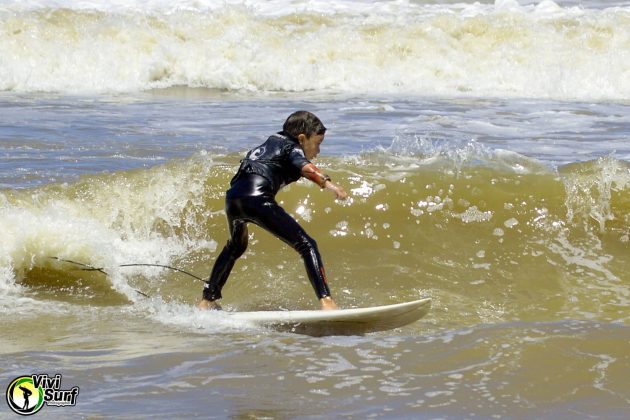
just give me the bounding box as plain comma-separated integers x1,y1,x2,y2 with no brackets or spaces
227,239,248,258
294,234,318,256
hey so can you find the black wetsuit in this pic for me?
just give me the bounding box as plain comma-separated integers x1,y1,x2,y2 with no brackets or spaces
203,132,331,301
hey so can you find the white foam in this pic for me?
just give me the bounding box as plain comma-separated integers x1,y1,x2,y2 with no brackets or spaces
1,0,629,100
0,155,220,301
146,299,270,334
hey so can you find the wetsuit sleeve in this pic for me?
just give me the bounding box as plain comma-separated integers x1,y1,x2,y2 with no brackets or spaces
287,147,310,170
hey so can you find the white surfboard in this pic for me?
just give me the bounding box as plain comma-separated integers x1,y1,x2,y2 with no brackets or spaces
225,298,431,335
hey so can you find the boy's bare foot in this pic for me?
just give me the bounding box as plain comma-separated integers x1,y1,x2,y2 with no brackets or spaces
320,296,338,311
197,298,222,310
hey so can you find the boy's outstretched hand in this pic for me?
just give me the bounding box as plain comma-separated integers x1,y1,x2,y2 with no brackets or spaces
324,180,348,200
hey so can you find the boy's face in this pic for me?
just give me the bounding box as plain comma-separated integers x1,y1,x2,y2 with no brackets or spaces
298,133,325,160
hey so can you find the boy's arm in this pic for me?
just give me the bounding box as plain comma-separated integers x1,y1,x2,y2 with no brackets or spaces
301,163,348,200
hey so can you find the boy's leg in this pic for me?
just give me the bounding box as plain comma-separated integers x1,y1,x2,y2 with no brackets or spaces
202,218,248,303
251,199,332,300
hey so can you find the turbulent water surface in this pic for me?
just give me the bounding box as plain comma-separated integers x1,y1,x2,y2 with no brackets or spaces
1,0,630,418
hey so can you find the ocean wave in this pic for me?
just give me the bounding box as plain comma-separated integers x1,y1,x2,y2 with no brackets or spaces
1,152,628,312
1,0,629,100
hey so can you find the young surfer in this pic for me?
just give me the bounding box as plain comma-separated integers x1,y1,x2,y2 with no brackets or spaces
198,111,348,311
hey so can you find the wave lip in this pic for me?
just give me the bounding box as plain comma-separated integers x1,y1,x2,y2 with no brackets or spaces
1,0,629,100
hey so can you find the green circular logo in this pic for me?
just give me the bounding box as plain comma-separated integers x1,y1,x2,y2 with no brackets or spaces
6,376,45,416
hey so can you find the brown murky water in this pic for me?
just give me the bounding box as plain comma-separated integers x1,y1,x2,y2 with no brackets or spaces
3,154,629,418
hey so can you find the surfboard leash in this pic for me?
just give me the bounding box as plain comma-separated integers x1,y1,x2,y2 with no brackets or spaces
118,263,204,281
49,257,206,298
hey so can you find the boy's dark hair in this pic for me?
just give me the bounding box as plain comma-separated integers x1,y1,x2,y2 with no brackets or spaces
282,111,327,139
